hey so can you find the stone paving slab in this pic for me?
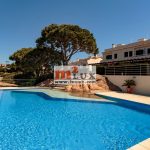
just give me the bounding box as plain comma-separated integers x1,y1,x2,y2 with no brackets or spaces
96,91,150,105
128,138,150,150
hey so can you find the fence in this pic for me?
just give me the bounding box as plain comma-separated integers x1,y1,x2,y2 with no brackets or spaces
104,64,150,76
1,79,36,86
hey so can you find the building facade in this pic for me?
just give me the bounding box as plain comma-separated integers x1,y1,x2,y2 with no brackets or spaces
97,39,150,76
99,38,150,95
102,38,150,63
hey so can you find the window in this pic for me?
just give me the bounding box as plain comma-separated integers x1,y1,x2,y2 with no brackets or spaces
124,52,128,57
129,51,133,57
114,54,117,59
148,48,150,54
106,55,112,60
136,49,144,56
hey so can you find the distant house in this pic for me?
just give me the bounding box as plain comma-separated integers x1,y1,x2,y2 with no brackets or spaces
87,56,103,65
69,58,89,66
0,64,6,68
69,55,102,66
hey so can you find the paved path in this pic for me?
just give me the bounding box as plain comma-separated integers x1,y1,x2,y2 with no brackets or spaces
96,91,150,105
0,82,17,87
128,138,150,150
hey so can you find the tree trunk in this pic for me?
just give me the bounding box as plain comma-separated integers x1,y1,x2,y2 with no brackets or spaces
62,55,69,65
63,60,68,65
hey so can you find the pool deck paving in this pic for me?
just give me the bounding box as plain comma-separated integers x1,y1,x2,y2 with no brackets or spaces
96,91,150,105
127,138,150,150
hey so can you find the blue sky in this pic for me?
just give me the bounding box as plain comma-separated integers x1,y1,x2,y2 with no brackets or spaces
0,0,150,63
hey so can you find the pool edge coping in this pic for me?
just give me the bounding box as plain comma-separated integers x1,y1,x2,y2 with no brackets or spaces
127,138,150,150
95,93,150,114
11,90,115,105
95,93,150,106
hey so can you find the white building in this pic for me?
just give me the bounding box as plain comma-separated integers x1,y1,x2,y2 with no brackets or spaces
87,56,103,65
102,38,150,63
0,64,7,68
69,55,102,66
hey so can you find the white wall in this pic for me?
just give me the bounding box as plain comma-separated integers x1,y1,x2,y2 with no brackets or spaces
105,75,150,96
103,48,150,62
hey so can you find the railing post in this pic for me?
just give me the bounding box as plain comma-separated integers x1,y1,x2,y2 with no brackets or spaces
148,64,150,76
140,64,141,76
114,67,115,75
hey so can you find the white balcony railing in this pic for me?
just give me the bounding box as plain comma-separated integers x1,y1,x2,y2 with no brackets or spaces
103,53,150,62
104,64,150,76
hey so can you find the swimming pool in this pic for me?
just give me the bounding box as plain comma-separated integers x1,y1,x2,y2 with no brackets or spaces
0,90,150,150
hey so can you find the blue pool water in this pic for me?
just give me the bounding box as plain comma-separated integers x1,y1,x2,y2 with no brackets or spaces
0,90,150,150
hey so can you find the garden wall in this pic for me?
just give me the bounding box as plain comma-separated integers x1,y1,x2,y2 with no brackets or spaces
105,75,150,96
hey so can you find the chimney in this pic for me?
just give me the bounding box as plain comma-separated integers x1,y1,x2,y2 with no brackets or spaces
112,44,116,48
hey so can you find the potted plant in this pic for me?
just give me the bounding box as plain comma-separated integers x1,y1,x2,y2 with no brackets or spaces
122,79,136,93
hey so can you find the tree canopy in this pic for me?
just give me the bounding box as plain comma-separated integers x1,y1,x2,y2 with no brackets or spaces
9,47,61,78
9,48,33,63
36,24,99,65
20,47,61,77
9,48,33,71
